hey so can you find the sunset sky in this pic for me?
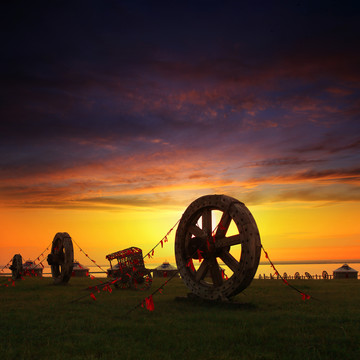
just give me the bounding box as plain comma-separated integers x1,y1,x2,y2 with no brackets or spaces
1,1,359,266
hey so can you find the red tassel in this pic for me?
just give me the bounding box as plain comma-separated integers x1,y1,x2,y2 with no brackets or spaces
164,236,168,243
152,249,155,256
90,275,95,280
301,293,311,301
160,240,163,248
186,259,195,272
219,221,226,230
90,293,96,301
145,295,154,311
197,249,203,263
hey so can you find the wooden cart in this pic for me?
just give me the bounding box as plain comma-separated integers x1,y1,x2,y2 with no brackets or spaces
106,247,152,290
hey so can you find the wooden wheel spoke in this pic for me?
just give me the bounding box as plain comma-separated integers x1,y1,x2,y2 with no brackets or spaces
215,234,244,249
195,259,209,282
202,208,212,235
215,211,231,238
219,250,240,273
209,257,223,286
188,224,207,239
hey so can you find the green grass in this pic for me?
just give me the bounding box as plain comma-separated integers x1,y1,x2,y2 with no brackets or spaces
0,276,359,360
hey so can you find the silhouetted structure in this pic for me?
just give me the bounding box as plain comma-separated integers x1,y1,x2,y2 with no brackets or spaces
152,261,178,278
72,261,89,277
333,264,358,279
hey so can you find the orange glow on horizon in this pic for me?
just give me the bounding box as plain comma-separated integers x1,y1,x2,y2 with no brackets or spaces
1,199,359,266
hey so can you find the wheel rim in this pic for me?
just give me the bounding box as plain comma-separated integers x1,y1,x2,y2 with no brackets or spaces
175,195,261,300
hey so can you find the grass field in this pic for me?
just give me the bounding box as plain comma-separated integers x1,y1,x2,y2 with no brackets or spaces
0,276,359,360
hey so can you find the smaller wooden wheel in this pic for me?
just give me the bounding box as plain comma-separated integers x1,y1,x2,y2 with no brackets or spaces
283,272,288,279
47,232,74,285
10,254,23,280
113,272,132,289
305,272,312,279
130,269,152,291
322,270,328,279
294,272,300,279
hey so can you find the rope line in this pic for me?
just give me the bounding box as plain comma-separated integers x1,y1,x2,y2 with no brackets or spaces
0,256,14,273
29,243,52,272
143,219,181,260
261,245,313,301
124,269,180,315
72,238,108,274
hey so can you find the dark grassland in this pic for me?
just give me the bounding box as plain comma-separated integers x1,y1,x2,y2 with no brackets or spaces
0,276,359,360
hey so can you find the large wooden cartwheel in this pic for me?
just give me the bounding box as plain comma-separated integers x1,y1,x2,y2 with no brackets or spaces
47,232,74,285
10,254,23,280
175,195,261,300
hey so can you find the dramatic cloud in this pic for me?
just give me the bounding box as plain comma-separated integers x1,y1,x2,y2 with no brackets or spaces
1,1,359,210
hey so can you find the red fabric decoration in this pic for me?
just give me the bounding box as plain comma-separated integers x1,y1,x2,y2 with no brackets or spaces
186,259,195,271
152,249,155,256
90,293,96,301
219,221,226,231
164,236,168,242
145,295,154,311
160,240,163,248
301,293,311,301
197,249,203,263
90,275,95,280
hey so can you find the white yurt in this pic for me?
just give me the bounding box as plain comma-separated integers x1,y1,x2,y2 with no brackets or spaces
333,264,358,279
71,261,89,277
152,261,178,278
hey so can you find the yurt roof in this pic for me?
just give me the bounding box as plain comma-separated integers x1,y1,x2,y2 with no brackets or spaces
155,261,177,271
333,264,358,273
73,261,89,270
